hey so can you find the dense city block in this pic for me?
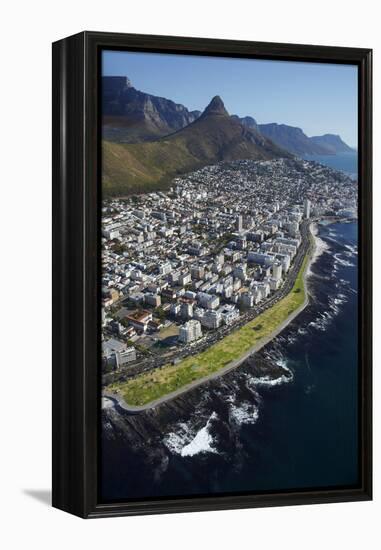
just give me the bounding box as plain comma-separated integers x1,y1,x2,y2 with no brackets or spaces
101,158,357,380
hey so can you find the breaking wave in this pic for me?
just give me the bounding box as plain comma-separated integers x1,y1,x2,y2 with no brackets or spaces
247,362,293,389
102,397,114,410
308,223,330,275
229,401,259,425
308,290,348,332
164,412,218,457
344,243,358,255
333,252,355,268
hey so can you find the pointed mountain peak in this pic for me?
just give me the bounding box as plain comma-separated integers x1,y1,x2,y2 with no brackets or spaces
202,95,229,117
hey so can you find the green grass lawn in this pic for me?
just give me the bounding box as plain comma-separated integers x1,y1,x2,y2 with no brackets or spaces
107,248,311,407
157,324,179,340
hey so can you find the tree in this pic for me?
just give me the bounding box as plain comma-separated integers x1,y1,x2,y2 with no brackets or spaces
155,306,167,322
112,242,127,255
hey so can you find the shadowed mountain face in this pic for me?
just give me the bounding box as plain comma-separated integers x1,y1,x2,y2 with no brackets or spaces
102,76,201,143
309,134,355,154
231,115,259,131
102,96,291,197
102,76,354,158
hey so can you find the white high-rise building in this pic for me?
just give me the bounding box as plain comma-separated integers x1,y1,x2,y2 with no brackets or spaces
272,262,283,281
159,262,172,275
276,253,291,273
180,302,194,320
115,347,137,368
304,198,311,219
247,251,275,267
236,215,243,232
197,292,220,310
240,292,254,308
179,320,202,344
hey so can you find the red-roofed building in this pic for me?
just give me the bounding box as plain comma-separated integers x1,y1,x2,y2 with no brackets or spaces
126,310,153,333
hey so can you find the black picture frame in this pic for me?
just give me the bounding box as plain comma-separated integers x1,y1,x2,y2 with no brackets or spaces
52,31,372,519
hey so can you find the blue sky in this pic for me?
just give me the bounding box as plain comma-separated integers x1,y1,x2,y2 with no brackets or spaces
103,50,358,147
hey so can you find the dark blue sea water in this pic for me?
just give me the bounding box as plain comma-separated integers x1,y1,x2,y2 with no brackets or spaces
102,221,359,500
216,221,359,493
303,152,358,180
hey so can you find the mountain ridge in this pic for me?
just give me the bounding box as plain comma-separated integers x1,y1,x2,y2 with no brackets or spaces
231,115,259,131
102,76,201,143
258,123,331,155
257,122,354,156
309,134,355,154
102,75,354,157
103,96,291,196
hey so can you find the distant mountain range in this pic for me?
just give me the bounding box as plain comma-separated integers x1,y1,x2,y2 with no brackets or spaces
309,134,355,154
103,95,290,196
257,123,355,156
257,123,329,155
102,76,356,196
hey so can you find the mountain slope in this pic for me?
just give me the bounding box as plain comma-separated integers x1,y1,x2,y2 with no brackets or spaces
309,134,355,154
102,76,201,143
258,123,331,155
231,115,259,131
103,96,291,196
258,122,355,157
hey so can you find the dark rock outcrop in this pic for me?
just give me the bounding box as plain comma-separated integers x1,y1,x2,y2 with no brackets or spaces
102,75,201,142
231,114,259,131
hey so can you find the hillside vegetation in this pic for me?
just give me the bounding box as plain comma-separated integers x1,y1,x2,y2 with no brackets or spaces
102,96,290,196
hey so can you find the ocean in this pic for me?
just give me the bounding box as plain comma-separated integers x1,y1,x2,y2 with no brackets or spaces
101,220,359,501
302,152,358,180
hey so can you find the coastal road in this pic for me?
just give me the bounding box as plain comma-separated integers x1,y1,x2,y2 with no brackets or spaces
106,218,314,383
103,220,317,413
